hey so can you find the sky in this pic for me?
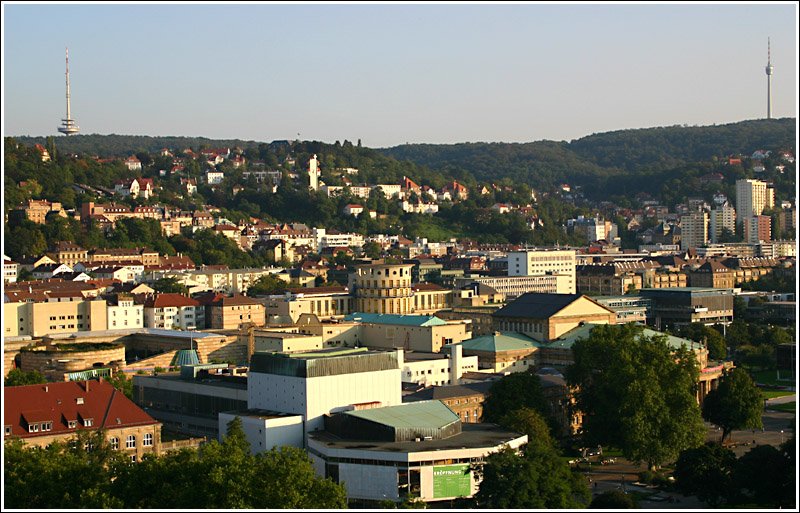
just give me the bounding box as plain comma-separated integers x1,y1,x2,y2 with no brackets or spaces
2,2,798,148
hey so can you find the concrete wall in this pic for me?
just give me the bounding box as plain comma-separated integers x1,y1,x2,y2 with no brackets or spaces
218,412,304,453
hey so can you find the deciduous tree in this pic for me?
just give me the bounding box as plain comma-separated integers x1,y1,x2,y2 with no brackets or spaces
701,368,763,443
565,324,706,469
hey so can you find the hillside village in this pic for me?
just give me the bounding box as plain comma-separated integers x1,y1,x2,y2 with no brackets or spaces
3,133,796,508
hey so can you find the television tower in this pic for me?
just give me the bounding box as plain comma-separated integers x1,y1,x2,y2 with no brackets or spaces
765,38,774,120
57,47,80,135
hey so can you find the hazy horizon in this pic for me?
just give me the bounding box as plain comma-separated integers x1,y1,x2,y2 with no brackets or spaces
3,3,797,148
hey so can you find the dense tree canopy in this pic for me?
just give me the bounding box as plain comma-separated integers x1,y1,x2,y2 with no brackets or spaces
701,368,763,443
4,418,347,509
565,324,706,469
4,368,47,387
673,442,737,506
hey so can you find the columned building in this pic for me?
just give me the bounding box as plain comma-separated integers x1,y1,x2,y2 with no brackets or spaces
352,263,414,315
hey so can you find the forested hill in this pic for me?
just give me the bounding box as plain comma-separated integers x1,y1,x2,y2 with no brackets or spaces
11,134,266,157
568,118,796,171
381,118,796,182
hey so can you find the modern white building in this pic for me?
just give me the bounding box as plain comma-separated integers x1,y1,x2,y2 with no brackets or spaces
206,170,225,185
400,344,478,387
307,401,527,504
247,347,403,436
218,410,304,453
736,179,774,226
506,249,577,294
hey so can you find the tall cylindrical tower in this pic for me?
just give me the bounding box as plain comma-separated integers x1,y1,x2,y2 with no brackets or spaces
765,38,774,120
58,47,80,135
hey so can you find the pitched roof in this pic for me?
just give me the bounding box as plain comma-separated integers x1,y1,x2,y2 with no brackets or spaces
4,380,159,439
492,293,587,319
459,332,540,353
403,382,493,402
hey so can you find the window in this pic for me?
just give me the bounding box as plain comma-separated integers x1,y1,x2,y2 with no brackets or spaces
68,420,77,428
130,455,137,463
126,435,136,448
83,418,93,427
110,437,119,450
42,421,52,432
143,433,153,446
4,426,10,436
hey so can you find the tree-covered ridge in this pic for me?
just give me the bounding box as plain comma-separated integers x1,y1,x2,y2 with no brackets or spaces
568,118,796,171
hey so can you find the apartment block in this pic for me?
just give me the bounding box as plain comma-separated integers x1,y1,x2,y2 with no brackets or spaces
506,249,576,294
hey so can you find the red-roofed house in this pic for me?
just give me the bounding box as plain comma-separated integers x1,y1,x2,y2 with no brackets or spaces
143,293,204,330
124,156,142,171
344,204,365,217
114,177,154,199
4,379,161,461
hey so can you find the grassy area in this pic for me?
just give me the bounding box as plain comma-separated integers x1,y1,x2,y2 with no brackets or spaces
769,402,796,413
762,390,795,399
749,369,794,387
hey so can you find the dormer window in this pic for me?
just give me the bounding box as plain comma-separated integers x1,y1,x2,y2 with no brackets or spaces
83,418,93,427
68,420,77,429
76,397,84,405
4,425,11,436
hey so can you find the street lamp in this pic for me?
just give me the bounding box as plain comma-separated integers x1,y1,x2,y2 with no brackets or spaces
780,430,784,444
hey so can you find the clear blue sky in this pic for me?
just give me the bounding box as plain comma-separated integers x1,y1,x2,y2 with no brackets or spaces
2,2,797,148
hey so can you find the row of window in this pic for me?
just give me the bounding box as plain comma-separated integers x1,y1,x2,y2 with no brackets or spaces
109,433,153,449
27,421,53,433
49,314,83,321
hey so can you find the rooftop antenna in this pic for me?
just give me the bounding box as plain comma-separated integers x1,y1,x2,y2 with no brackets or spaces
58,47,80,135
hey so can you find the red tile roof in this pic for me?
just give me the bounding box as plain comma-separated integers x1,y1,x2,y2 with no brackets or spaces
4,380,159,439
144,293,200,308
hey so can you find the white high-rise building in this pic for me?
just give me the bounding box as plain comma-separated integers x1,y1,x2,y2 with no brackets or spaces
507,249,576,294
736,179,773,226
709,205,736,243
308,154,320,191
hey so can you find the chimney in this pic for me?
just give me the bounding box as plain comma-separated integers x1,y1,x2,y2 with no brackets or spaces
85,379,90,392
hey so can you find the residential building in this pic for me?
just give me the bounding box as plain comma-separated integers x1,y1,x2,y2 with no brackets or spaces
53,242,89,267
107,294,144,330
680,211,709,250
143,293,204,330
4,255,19,284
4,379,161,462
709,204,736,243
507,249,576,294
744,215,772,244
208,294,266,329
689,260,736,289
4,297,108,337
735,179,773,226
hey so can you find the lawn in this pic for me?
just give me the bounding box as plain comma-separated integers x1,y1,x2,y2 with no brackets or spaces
749,369,794,387
762,390,795,399
769,402,796,413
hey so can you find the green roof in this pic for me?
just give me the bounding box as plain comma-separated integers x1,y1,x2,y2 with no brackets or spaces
547,323,702,351
344,312,446,327
345,400,459,430
459,332,540,353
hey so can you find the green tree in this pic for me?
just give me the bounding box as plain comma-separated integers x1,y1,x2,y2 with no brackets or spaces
679,323,727,360
473,446,590,509
589,489,637,509
673,442,737,506
4,368,47,386
152,276,189,294
701,368,763,443
732,443,793,507
482,371,549,424
498,407,556,454
565,324,706,469
4,430,126,509
247,274,288,296
105,372,133,400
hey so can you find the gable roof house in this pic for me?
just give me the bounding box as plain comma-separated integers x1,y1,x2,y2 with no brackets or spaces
4,379,162,461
